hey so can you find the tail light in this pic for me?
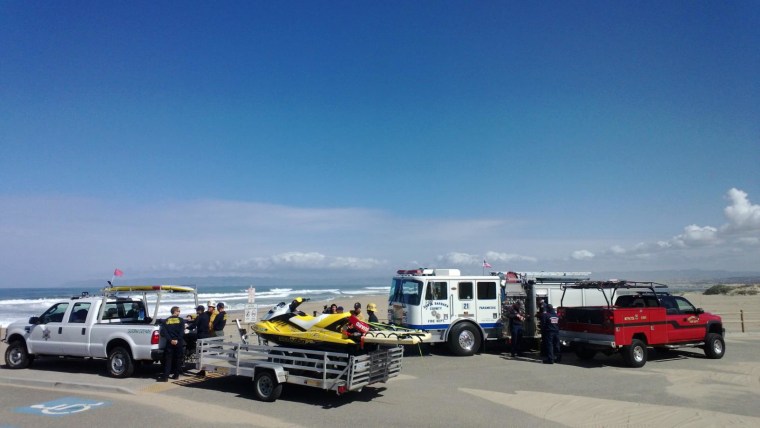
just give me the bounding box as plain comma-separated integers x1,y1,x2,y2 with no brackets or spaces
602,310,614,331
151,330,160,345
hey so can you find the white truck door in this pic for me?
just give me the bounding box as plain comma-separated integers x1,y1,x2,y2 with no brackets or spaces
59,301,93,356
452,281,476,321
28,302,70,355
475,280,499,327
422,281,451,327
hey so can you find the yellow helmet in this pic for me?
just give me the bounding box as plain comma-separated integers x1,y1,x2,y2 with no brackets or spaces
367,303,377,311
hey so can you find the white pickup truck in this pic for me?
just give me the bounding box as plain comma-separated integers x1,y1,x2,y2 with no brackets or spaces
2,285,198,378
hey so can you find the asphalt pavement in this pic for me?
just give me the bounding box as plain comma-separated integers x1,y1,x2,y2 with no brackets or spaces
2,335,760,427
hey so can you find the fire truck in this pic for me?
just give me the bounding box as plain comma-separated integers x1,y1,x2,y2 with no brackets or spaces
387,268,604,356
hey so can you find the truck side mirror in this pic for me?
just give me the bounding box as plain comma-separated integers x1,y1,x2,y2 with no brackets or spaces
29,316,40,324
696,308,704,315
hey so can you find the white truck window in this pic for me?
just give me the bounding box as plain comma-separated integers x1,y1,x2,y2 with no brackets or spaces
68,302,91,323
41,303,70,323
425,281,448,300
458,282,473,300
477,282,497,299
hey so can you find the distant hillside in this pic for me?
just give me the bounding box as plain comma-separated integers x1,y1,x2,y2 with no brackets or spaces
595,270,760,290
703,284,760,296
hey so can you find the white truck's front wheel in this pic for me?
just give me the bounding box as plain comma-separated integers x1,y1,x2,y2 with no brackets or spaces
5,341,32,369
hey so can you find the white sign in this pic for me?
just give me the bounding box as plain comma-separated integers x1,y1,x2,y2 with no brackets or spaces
247,286,256,304
244,303,258,323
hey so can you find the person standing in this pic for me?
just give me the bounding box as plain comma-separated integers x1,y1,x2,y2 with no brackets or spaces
195,304,214,339
159,306,185,381
207,301,218,335
213,302,227,337
541,304,561,364
508,301,526,357
350,302,365,321
366,303,379,323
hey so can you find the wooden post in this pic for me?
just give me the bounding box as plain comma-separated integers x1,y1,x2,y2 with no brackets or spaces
740,309,745,333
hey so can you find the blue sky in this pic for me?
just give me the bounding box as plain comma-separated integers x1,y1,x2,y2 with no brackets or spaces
1,1,759,287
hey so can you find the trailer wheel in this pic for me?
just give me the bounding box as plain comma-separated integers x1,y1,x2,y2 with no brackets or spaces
107,346,135,378
253,370,283,402
5,340,32,369
704,333,725,359
448,323,481,356
622,339,647,368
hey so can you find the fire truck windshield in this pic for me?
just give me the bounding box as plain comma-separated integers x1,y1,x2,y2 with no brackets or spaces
389,278,423,306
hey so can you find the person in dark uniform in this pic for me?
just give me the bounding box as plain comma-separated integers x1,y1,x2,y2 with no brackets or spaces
540,304,561,364
508,301,525,357
213,302,227,337
184,305,204,353
159,306,185,381
195,305,214,339
366,303,379,323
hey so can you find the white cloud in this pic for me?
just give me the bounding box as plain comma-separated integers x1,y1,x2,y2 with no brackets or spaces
438,252,481,266
570,188,760,270
2,188,759,286
571,250,595,260
610,245,626,254
722,188,760,233
737,237,760,246
671,224,720,247
485,251,538,264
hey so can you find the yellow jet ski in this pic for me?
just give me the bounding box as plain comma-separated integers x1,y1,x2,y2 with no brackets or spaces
253,297,430,352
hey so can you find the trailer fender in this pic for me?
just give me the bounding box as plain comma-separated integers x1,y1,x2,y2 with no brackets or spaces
253,363,287,383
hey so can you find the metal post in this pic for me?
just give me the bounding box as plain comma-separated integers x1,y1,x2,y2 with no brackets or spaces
740,309,745,333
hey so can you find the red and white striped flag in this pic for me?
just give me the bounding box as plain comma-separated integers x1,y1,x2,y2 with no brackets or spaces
482,260,492,269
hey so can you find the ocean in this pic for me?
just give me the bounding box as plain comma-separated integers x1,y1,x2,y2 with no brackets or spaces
0,284,390,327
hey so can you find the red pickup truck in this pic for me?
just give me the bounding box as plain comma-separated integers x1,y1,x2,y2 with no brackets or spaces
558,281,725,368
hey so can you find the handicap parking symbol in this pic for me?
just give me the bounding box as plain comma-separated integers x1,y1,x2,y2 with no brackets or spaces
15,397,111,417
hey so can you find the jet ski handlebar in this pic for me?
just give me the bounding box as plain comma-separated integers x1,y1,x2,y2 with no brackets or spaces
288,297,310,312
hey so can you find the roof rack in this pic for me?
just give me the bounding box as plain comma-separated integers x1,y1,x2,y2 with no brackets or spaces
561,280,669,290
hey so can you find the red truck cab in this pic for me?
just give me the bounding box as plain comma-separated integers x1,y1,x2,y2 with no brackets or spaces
558,281,725,367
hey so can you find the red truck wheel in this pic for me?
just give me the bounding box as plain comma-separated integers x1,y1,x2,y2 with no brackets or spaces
704,333,725,359
622,339,647,368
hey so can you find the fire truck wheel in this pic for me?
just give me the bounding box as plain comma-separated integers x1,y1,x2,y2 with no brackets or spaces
448,323,481,356
704,333,725,359
622,339,647,368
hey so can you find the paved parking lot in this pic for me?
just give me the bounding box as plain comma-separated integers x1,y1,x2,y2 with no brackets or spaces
2,335,760,427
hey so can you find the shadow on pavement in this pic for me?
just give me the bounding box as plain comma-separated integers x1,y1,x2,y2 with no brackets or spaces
176,373,388,408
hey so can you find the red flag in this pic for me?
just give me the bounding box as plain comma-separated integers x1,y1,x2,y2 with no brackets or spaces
114,268,124,277
483,260,492,269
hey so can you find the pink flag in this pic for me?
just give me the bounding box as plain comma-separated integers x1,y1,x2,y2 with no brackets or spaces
114,268,124,277
483,260,492,269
